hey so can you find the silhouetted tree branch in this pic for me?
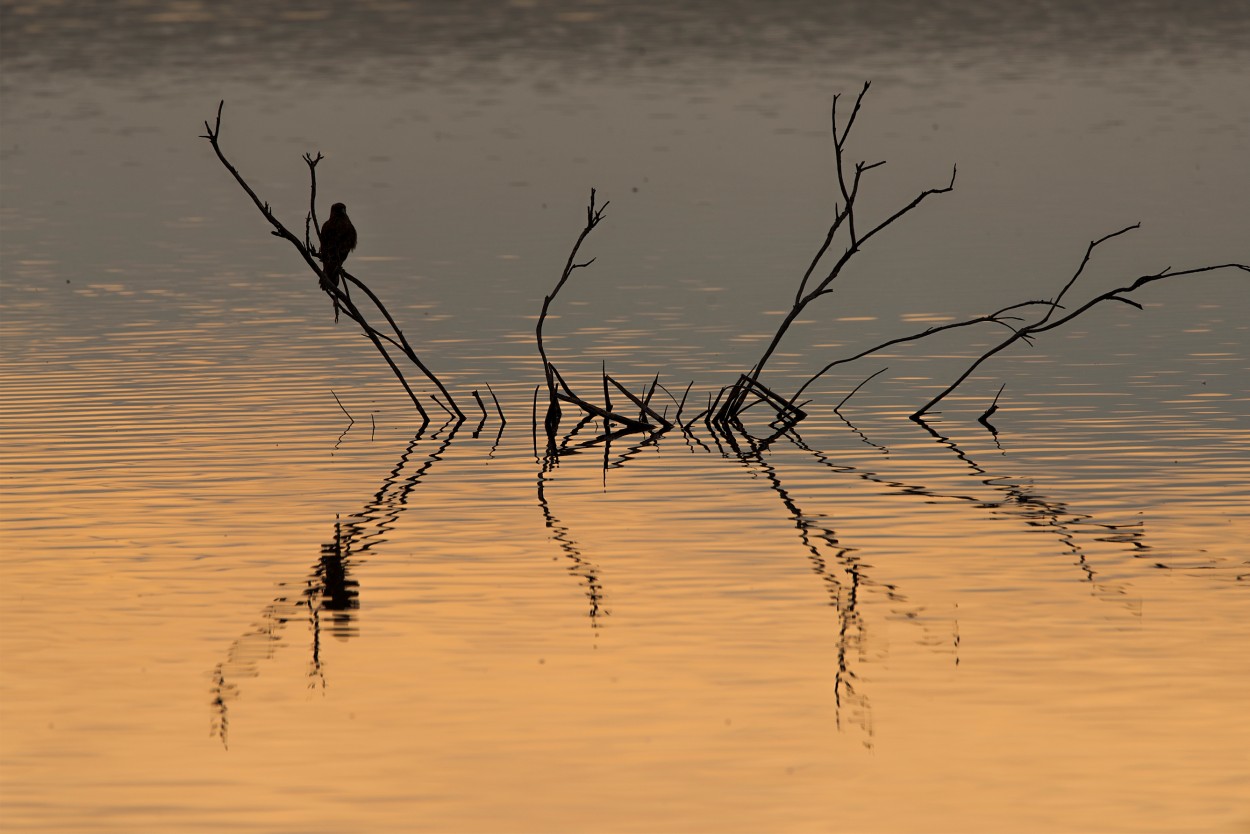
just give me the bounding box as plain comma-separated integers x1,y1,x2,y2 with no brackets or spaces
205,91,1246,440
787,299,1054,404
910,226,1250,421
715,81,956,426
200,100,464,423
536,189,662,443
700,87,1245,433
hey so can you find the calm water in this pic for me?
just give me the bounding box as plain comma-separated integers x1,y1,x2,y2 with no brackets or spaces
2,2,1249,832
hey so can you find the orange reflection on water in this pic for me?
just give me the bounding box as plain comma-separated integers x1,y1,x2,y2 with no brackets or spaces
5,386,1248,831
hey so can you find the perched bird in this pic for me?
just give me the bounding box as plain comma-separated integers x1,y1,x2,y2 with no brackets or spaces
319,202,357,292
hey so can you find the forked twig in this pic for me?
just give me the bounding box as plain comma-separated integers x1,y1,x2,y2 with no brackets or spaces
535,190,664,440
719,82,955,424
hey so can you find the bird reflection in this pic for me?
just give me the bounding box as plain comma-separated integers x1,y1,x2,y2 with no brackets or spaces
210,419,459,747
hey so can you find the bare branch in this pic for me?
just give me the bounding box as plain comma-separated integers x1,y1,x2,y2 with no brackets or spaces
731,84,957,417
855,164,956,250
835,367,889,412
606,375,672,430
911,237,1248,421
537,188,607,404
789,300,1054,404
978,383,1007,433
484,382,507,425
1034,262,1247,335
201,101,460,421
1037,223,1140,328
535,191,663,439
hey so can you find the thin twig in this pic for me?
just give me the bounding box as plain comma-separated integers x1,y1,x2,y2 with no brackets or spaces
911,225,1248,420
724,83,956,423
484,381,506,425
330,389,355,424
835,367,889,412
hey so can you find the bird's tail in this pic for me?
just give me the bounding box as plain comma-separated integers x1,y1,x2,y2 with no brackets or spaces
320,261,343,322
320,261,340,292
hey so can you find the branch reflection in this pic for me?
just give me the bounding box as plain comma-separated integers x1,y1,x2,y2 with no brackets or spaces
777,417,1146,609
210,419,460,747
728,425,924,746
910,418,1143,609
533,418,633,629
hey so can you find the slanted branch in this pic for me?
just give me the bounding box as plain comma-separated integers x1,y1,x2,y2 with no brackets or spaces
783,298,1057,411
714,81,956,428
909,225,1249,421
698,84,1245,433
535,189,672,446
200,100,464,424
772,227,1244,427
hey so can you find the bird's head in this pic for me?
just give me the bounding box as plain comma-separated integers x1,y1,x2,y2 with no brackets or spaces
330,202,347,215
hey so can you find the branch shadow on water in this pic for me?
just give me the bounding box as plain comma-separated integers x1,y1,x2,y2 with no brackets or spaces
722,424,930,747
209,418,461,748
531,415,658,631
714,407,1167,742
788,410,1154,610
908,417,1147,610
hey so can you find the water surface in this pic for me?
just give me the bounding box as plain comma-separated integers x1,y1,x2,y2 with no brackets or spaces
2,2,1249,832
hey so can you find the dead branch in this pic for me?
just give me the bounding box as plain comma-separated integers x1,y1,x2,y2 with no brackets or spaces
484,382,506,425
535,190,667,440
200,100,463,423
605,375,673,430
910,227,1249,421
717,81,955,425
978,383,1007,434
549,365,651,433
787,300,1054,405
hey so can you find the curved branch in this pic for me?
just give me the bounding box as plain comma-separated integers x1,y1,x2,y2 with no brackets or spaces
200,101,321,275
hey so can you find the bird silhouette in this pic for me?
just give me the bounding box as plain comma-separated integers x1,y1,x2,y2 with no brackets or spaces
319,202,357,292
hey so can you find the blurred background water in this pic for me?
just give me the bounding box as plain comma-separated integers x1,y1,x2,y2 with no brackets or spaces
2,1,1248,832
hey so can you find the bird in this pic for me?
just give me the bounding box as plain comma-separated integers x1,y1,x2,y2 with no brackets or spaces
319,202,357,292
